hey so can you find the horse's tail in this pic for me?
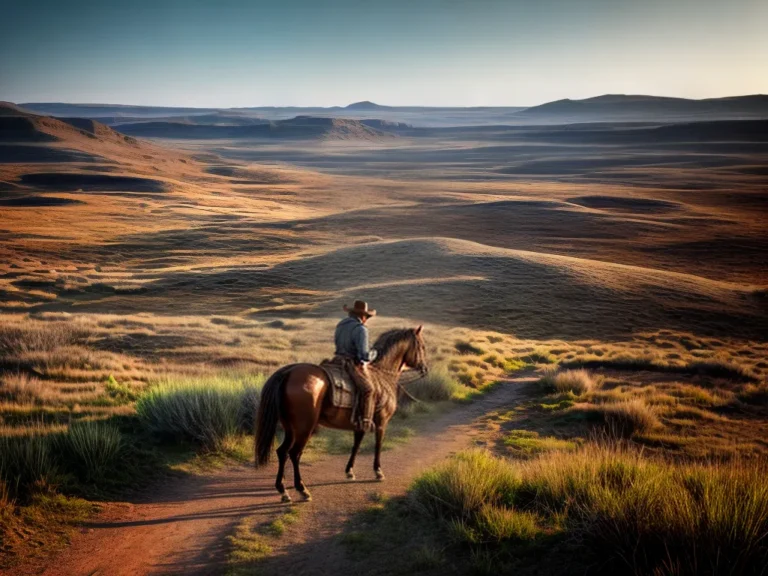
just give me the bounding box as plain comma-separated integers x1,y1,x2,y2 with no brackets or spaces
255,366,290,467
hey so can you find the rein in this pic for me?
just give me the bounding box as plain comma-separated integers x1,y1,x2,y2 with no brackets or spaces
370,335,427,404
398,379,423,403
397,369,427,403
370,364,426,403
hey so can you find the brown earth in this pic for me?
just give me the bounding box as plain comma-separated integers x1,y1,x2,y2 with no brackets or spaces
6,375,530,576
2,102,766,574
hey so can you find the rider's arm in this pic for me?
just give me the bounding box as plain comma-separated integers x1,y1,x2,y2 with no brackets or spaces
353,324,376,363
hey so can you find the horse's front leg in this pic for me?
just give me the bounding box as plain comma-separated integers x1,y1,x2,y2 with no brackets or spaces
345,430,365,480
373,424,387,481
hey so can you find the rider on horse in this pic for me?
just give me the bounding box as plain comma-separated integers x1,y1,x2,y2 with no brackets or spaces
334,300,378,431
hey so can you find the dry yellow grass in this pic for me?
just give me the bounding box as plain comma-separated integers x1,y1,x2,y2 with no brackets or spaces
1,104,766,570
411,446,768,575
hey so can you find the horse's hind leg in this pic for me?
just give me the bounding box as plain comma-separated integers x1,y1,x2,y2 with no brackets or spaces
289,433,312,501
345,430,364,480
373,424,387,481
276,427,294,503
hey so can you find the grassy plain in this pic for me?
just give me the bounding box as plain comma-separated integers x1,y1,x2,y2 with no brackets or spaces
0,102,766,572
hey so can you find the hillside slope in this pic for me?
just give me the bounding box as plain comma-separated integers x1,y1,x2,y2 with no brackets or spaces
516,94,768,123
116,116,396,140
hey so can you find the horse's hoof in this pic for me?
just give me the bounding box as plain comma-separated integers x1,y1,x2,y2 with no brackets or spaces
299,489,312,501
375,469,385,481
346,470,356,481
280,493,292,503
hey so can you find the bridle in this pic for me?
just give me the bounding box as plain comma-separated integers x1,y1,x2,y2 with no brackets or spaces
371,335,428,403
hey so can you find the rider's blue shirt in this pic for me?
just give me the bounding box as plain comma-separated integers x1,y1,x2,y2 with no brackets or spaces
334,316,376,362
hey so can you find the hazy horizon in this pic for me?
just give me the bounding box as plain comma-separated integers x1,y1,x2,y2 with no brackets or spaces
2,0,766,107
9,92,768,111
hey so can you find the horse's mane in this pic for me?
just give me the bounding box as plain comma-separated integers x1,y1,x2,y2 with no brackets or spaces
372,328,414,362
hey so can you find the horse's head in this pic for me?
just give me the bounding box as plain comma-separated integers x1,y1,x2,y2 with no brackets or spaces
404,325,428,377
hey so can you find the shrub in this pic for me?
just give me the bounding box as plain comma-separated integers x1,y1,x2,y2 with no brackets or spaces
667,383,730,407
590,398,660,437
136,373,265,450
475,504,538,542
411,447,768,574
521,349,556,364
455,341,485,356
63,420,123,481
500,357,528,373
0,429,57,500
406,366,461,401
539,368,597,395
411,450,521,523
104,374,139,403
0,323,85,357
0,373,46,404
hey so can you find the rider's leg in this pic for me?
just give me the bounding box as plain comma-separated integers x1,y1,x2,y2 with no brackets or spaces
356,363,376,431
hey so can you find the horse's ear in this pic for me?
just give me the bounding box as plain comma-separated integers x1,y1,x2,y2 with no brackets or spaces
415,325,423,335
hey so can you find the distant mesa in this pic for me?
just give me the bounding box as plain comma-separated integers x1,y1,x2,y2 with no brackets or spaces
276,116,395,140
0,101,36,116
0,116,61,143
359,119,411,131
115,115,398,141
13,95,768,128
516,94,768,123
0,102,139,146
344,101,391,111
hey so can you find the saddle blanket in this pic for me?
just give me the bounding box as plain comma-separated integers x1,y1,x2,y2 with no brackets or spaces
320,360,356,409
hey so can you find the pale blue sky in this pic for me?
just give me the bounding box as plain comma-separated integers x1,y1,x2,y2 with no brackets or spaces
1,0,766,107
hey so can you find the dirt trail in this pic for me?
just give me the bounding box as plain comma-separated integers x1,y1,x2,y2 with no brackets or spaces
14,375,531,576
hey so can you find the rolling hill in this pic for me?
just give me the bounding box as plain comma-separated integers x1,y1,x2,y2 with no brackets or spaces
516,94,768,123
115,116,397,140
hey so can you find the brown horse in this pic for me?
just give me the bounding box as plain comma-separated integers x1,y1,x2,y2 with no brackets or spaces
255,326,428,502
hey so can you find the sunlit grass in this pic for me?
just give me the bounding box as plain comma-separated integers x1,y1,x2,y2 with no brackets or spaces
136,371,265,450
411,446,768,574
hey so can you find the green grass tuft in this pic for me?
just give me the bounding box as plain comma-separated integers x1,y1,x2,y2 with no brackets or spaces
136,372,265,450
503,430,576,457
104,374,139,403
539,368,598,395
406,365,463,401
411,447,768,574
63,420,123,481
0,429,56,500
586,398,661,437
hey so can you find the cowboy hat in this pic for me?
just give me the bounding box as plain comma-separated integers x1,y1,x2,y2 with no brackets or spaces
343,300,376,317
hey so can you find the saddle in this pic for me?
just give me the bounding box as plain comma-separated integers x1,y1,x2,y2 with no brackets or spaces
319,358,357,410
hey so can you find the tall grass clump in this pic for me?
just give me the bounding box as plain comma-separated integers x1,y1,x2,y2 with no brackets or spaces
406,365,463,401
0,322,87,360
562,355,758,382
136,373,265,450
739,382,768,406
0,427,57,500
539,367,598,395
62,420,123,481
589,398,660,437
411,451,530,544
411,446,768,574
0,373,47,404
